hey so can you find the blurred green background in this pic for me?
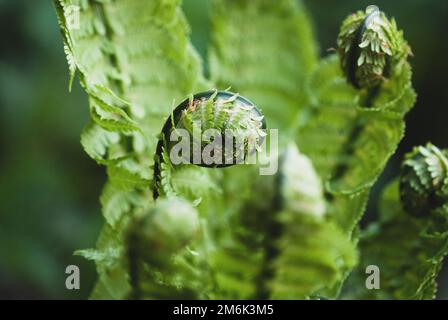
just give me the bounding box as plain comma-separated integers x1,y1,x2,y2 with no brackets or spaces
0,0,446,299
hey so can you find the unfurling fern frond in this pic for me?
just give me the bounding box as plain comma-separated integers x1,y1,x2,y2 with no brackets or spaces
52,0,433,301
53,0,210,299
338,5,411,89
344,144,448,300
78,198,208,300
298,53,415,238
148,90,267,299
127,198,200,267
294,7,415,296
400,143,448,217
298,5,415,234
153,90,266,198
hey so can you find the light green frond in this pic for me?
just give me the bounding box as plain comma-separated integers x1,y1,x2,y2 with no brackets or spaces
80,122,121,162
54,0,211,300
54,0,207,172
269,215,357,299
344,180,448,299
298,55,415,237
169,166,221,201
100,182,148,228
76,223,130,299
209,0,318,137
269,144,357,299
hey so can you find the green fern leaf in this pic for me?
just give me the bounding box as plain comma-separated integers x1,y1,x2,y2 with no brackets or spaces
298,55,416,235
99,182,148,228
80,122,120,162
269,214,357,299
54,0,208,173
269,143,357,299
53,0,211,300
344,181,448,299
76,223,130,299
299,55,415,194
209,0,318,137
204,0,320,299
207,166,274,299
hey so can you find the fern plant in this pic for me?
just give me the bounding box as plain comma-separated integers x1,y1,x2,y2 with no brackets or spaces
53,0,448,300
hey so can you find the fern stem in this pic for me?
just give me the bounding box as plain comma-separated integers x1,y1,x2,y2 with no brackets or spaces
255,173,283,299
127,233,141,300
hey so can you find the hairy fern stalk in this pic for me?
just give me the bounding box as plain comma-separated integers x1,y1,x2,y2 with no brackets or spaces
53,0,448,300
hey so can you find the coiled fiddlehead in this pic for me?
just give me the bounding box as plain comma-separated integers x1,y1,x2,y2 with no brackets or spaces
400,143,448,217
337,5,411,89
346,144,448,300
153,90,266,198
128,199,200,265
126,198,201,299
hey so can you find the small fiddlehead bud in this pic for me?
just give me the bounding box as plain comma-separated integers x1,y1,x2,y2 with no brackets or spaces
128,198,200,265
153,90,266,198
278,143,326,218
400,143,448,217
337,5,411,89
126,198,199,299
